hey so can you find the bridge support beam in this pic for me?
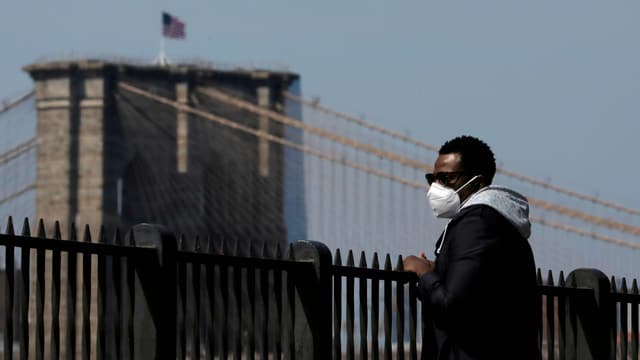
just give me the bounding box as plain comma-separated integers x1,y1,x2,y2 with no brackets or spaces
176,80,190,173
257,85,271,177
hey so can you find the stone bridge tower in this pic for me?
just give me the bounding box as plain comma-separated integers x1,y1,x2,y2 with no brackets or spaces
23,59,304,358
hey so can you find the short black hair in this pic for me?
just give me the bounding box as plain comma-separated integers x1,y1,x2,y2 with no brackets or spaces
439,135,496,184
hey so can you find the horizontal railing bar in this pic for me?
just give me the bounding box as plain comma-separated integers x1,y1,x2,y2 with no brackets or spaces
0,234,156,257
331,265,418,282
611,292,640,303
176,251,315,271
332,268,603,295
537,285,594,297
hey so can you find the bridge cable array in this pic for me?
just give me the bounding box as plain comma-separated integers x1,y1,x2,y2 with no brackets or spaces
284,92,640,217
118,82,640,251
0,93,37,216
193,85,640,238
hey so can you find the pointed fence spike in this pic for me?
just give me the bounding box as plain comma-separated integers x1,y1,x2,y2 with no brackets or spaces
54,221,62,240
206,236,213,254
611,276,617,292
621,278,628,293
242,237,249,257
546,270,554,286
127,228,135,246
536,268,542,285
558,271,566,287
178,234,185,251
228,236,235,256
98,225,106,244
113,228,122,246
5,216,15,235
383,254,392,271
261,238,268,258
334,249,342,266
69,223,78,242
21,218,31,236
194,236,202,253
275,241,283,259
395,255,404,271
236,235,244,259
287,243,294,260
359,251,367,268
372,253,380,269
83,225,92,243
37,219,46,238
247,238,255,257
346,250,355,267
220,237,228,255
631,279,638,294
234,237,241,257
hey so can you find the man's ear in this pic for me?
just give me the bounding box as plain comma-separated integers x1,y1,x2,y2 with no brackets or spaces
475,175,487,189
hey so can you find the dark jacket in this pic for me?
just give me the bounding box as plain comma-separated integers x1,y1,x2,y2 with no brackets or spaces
418,202,540,360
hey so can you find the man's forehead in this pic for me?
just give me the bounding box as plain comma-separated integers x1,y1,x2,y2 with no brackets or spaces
434,153,463,171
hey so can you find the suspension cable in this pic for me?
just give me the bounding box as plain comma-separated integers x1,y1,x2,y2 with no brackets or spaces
285,92,640,216
117,82,640,249
198,87,430,171
0,184,36,206
0,138,37,165
0,90,35,114
530,216,640,251
196,84,640,233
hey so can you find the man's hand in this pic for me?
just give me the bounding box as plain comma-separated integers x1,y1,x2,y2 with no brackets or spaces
403,255,435,277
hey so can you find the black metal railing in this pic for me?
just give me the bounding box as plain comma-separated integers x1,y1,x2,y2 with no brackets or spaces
174,238,310,359
0,218,156,360
611,276,640,359
1,219,639,359
331,250,420,360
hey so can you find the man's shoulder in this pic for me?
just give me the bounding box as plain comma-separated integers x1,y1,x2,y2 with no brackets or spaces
452,204,519,233
454,204,527,240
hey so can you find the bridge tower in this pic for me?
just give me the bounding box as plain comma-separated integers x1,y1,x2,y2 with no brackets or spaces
25,60,302,240
23,59,304,357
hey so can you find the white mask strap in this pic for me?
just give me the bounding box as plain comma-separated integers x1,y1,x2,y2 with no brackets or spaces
454,175,480,194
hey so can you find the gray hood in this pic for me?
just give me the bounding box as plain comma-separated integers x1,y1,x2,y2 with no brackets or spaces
460,185,532,239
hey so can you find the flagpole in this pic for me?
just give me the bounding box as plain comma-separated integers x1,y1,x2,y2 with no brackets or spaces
155,35,168,66
160,36,166,66
156,11,184,65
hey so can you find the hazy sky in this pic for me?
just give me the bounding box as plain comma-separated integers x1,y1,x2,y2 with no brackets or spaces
2,1,640,211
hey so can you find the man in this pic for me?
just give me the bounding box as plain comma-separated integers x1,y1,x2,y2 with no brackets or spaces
403,135,540,360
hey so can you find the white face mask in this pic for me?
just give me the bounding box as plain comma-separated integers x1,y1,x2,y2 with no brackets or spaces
427,175,480,218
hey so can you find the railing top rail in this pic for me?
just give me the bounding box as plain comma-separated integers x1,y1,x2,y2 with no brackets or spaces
176,250,314,272
537,284,595,297
610,292,640,303
0,233,155,257
331,264,419,283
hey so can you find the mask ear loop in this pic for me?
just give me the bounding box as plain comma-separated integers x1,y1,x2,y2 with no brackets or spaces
454,175,480,194
435,176,480,254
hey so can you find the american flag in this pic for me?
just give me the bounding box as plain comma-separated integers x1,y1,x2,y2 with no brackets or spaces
162,12,185,39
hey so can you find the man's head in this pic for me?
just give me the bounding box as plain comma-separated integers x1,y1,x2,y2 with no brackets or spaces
428,135,496,203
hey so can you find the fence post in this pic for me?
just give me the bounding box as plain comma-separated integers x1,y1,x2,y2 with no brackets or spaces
131,223,177,360
564,268,613,360
292,240,332,360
